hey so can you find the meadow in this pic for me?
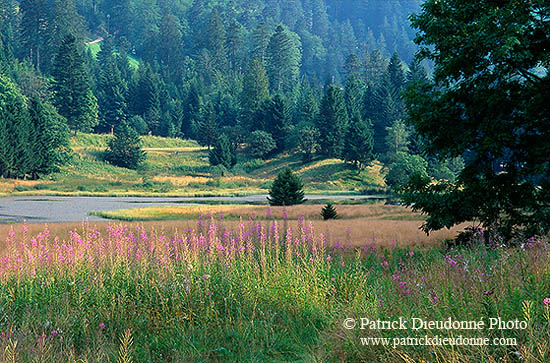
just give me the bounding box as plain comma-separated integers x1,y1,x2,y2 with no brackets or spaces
0,214,548,362
0,133,385,197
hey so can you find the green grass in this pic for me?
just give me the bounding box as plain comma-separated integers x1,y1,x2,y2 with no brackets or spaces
1,132,387,197
1,221,548,361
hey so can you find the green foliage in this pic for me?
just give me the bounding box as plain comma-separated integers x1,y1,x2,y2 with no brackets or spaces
28,97,70,177
297,125,320,163
316,83,348,158
51,34,98,133
249,130,276,159
385,152,428,190
321,202,338,220
268,167,306,206
405,0,550,239
209,133,236,170
266,25,301,93
384,119,410,163
259,94,290,153
344,112,374,169
104,121,146,169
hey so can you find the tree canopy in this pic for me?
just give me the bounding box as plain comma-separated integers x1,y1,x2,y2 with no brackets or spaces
403,0,550,240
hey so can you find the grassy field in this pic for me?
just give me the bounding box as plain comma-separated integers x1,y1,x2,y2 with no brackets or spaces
0,217,548,362
0,133,386,197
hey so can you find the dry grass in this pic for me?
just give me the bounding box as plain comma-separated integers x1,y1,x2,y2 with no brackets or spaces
0,204,467,248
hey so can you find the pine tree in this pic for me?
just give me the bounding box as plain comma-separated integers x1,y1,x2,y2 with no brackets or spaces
316,83,348,158
344,76,364,117
321,203,338,220
407,54,429,84
209,133,236,169
28,97,70,178
205,7,227,72
344,112,374,169
387,51,406,100
267,167,306,206
51,34,98,133
104,121,146,169
251,21,270,64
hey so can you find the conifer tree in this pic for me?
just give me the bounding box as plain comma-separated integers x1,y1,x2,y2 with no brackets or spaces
104,121,145,169
241,58,269,130
196,102,219,149
19,0,48,71
28,97,70,178
261,94,290,153
268,167,306,206
266,25,301,93
209,133,236,169
316,83,348,158
344,112,374,169
51,34,98,134
321,203,338,220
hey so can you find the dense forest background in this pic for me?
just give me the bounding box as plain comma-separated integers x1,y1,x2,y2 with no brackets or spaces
0,0,460,185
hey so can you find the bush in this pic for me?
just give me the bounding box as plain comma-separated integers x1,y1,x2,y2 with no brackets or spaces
209,134,237,170
249,130,276,159
267,167,306,206
321,203,338,220
104,122,146,169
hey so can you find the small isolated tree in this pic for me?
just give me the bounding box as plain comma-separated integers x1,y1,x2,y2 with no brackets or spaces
321,203,338,220
104,121,146,169
209,133,236,170
268,167,306,206
249,130,275,159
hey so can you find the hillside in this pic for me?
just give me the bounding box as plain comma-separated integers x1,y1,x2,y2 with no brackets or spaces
0,133,386,197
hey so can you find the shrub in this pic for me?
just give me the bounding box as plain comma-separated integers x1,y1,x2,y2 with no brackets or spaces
209,134,237,170
267,167,306,206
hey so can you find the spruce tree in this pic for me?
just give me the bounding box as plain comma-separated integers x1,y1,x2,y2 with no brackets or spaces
196,103,219,149
104,121,145,169
51,34,98,133
241,58,269,131
0,74,28,178
261,94,290,153
268,167,306,206
321,203,338,220
209,133,236,169
28,97,70,178
266,25,301,93
344,112,375,169
316,83,348,158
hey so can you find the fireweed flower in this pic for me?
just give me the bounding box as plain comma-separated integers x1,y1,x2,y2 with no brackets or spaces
543,298,550,307
98,323,105,330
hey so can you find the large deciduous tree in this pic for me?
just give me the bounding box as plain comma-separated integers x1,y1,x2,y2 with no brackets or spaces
403,0,550,240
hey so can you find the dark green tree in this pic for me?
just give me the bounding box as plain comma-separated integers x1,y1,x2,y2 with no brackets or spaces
209,133,236,169
241,58,269,130
51,34,98,133
267,167,306,206
104,121,146,169
321,203,338,220
297,125,320,163
19,0,48,71
261,94,290,153
249,130,276,159
403,0,550,239
28,97,70,178
344,112,374,169
0,74,30,178
316,83,348,158
196,102,219,149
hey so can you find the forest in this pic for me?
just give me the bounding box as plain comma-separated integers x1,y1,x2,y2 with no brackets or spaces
0,0,460,186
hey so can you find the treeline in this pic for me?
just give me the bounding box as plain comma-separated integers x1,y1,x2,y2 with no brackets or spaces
0,0,457,181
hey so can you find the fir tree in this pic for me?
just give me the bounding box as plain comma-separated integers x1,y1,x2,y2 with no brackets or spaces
321,203,338,220
261,94,290,153
196,102,219,149
104,121,145,169
28,97,70,178
209,133,236,169
51,34,98,134
267,167,306,206
316,83,348,158
266,25,301,93
344,112,374,169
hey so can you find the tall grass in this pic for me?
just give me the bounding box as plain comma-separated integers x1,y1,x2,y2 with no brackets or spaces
0,217,548,362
